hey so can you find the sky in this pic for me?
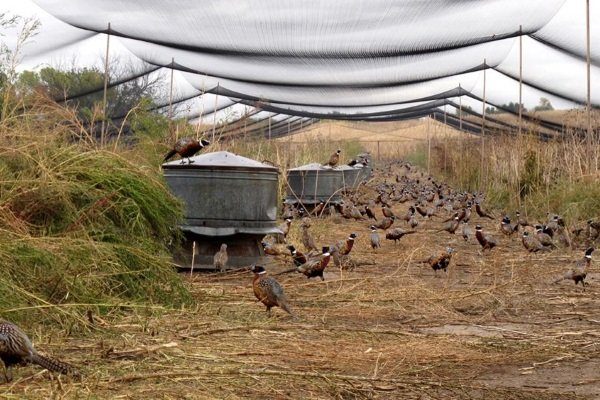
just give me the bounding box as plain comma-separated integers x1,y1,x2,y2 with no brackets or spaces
0,0,597,120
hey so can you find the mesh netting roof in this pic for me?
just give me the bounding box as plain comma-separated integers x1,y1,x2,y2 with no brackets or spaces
8,0,599,138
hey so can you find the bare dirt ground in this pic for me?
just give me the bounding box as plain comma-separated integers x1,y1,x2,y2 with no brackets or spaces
1,163,599,399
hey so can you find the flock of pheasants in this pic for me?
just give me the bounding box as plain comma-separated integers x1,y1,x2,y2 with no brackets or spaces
0,143,597,384
247,149,597,322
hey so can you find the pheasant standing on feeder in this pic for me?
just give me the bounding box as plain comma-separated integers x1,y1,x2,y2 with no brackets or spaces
475,225,498,252
370,226,381,249
163,137,210,164
421,247,455,275
325,149,341,168
0,321,79,382
296,246,332,281
287,245,308,267
250,266,295,317
554,248,594,286
213,243,228,272
300,222,318,252
521,231,551,253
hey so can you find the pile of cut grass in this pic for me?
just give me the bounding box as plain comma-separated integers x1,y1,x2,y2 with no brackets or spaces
0,136,191,328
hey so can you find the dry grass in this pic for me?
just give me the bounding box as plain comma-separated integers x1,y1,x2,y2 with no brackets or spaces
2,162,598,399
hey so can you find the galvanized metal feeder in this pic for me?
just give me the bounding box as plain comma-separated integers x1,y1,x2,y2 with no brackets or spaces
285,163,349,207
163,151,280,271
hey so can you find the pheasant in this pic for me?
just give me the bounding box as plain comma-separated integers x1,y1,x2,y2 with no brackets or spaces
287,245,308,267
325,149,341,168
334,233,358,256
365,205,377,220
461,221,472,242
500,216,519,236
370,226,381,249
312,201,325,217
475,225,497,252
276,218,292,243
438,213,459,234
213,243,228,272
262,241,288,256
475,202,494,219
296,246,332,281
516,211,530,228
381,206,395,218
374,216,395,230
535,225,557,249
0,321,78,382
385,228,416,244
164,137,210,164
421,247,455,275
521,232,551,253
300,223,318,252
553,248,594,286
250,265,295,317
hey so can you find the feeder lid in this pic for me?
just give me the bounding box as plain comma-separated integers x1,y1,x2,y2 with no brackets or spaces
181,225,282,237
162,151,278,171
288,162,342,171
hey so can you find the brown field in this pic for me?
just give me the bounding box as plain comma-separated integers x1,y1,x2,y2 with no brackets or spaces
1,161,599,399
277,119,471,159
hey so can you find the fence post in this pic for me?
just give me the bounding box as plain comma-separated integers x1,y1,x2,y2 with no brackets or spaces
101,22,111,146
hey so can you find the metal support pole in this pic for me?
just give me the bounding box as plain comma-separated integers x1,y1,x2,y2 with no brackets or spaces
427,115,431,174
518,25,523,137
101,22,111,145
168,58,174,119
211,83,219,143
268,115,272,140
481,59,487,187
459,84,463,131
586,0,593,168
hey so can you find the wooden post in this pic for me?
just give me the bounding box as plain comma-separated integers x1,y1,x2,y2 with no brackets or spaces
459,84,463,131
195,79,206,138
481,59,487,188
585,0,592,169
268,115,272,140
101,22,111,146
518,25,523,137
427,115,431,174
190,241,196,276
377,141,381,162
168,58,175,119
211,83,219,143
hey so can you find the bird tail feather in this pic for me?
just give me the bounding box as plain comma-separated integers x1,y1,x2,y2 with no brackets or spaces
163,149,177,162
31,353,78,376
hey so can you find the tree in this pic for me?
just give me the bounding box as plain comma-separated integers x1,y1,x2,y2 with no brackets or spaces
533,97,554,112
455,105,473,116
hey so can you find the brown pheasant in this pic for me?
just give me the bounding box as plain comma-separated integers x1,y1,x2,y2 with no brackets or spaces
164,137,210,164
0,321,78,382
250,265,295,317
